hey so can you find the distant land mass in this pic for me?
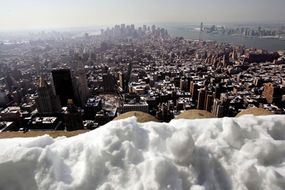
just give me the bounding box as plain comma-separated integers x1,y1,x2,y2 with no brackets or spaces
165,24,285,52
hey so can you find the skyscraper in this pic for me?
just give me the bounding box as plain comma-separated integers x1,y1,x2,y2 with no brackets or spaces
103,73,116,93
197,88,206,110
73,69,90,106
64,99,83,131
199,22,203,41
118,72,126,91
36,76,61,114
52,69,75,106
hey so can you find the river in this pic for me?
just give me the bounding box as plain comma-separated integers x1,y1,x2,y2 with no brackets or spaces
166,26,285,52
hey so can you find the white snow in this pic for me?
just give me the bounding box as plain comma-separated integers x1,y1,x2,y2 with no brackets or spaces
1,115,285,190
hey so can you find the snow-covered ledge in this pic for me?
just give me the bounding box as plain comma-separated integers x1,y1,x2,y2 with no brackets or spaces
0,115,285,190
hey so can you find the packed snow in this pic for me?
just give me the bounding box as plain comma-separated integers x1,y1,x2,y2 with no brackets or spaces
1,115,285,190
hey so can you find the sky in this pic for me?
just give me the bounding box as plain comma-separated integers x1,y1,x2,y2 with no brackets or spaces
0,0,284,31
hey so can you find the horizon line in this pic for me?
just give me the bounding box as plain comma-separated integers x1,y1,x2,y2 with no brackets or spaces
1,20,285,33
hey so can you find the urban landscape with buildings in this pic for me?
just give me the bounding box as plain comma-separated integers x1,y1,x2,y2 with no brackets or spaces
0,24,285,132
2,0,285,189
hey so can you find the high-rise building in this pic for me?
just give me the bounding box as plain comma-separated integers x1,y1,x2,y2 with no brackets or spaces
197,88,206,110
103,73,116,92
190,81,202,103
0,90,8,107
263,83,284,104
212,98,221,117
36,76,61,114
5,75,18,91
64,99,83,131
214,84,222,99
222,54,230,66
232,50,237,60
180,78,190,92
118,72,126,91
205,94,214,112
52,69,75,106
199,22,203,41
151,25,156,33
212,98,229,118
73,70,90,106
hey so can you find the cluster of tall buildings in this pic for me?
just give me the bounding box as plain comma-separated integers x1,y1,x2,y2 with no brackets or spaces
37,69,89,111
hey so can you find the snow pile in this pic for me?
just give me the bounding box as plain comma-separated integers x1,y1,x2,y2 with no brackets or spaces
1,115,285,190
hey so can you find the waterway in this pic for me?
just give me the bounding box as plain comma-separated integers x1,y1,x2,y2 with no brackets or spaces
167,26,285,52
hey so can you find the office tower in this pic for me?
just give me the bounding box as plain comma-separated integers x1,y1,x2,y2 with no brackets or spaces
36,76,61,114
124,62,134,92
197,88,206,110
214,84,222,99
205,94,214,112
180,78,189,92
190,81,200,102
212,98,222,117
5,75,18,91
263,83,284,104
64,99,83,131
199,22,203,41
212,98,229,118
151,25,156,33
222,54,230,66
0,90,8,107
52,69,75,106
74,70,90,106
103,73,116,93
232,50,237,60
118,72,126,90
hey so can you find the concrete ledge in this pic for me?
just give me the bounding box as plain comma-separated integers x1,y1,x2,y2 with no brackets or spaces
0,130,89,139
236,108,273,117
113,111,159,123
175,109,215,120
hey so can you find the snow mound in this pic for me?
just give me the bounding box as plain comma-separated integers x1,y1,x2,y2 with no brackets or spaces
1,115,285,190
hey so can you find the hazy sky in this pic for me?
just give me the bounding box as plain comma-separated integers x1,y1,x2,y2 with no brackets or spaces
0,0,284,30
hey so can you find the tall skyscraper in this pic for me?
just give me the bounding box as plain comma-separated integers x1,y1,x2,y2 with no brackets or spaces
118,72,126,91
197,88,206,110
52,69,75,106
103,73,116,92
199,22,204,41
73,69,90,106
222,53,230,66
36,76,61,114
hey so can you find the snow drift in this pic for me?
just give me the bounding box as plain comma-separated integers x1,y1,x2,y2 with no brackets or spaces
1,115,285,190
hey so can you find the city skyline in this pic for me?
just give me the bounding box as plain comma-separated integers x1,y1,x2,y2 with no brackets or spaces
1,0,285,31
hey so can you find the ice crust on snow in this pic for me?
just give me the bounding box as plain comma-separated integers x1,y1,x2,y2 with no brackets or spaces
1,115,285,190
